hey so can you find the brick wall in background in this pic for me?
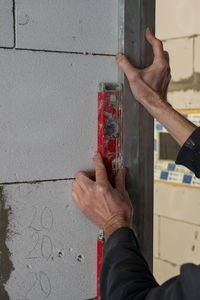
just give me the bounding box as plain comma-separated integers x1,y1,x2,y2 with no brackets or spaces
154,0,200,284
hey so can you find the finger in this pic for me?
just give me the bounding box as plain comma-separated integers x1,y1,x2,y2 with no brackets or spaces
71,190,80,205
163,51,170,64
75,171,94,191
72,180,84,196
162,73,171,99
146,27,164,58
115,168,127,192
71,190,86,214
116,53,138,82
94,152,108,183
75,170,95,180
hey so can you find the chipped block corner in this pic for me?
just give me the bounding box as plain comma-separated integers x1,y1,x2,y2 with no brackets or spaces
0,1,118,299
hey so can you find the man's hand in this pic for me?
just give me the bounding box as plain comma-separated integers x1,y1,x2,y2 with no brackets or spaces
71,152,133,240
116,27,197,146
116,28,171,105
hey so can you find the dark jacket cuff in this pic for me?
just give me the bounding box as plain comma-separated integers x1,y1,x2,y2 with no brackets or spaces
103,227,140,258
176,127,200,178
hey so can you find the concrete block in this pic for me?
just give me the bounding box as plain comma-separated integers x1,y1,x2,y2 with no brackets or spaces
0,0,14,47
168,91,200,109
15,0,118,54
153,215,159,257
164,38,193,82
0,49,118,183
194,36,200,72
156,0,200,40
153,258,180,285
154,182,200,225
1,180,98,299
159,217,200,265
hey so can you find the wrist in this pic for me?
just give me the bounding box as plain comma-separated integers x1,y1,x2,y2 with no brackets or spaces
141,93,172,119
143,95,197,146
103,215,132,241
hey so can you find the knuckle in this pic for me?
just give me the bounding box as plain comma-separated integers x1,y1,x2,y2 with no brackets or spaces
117,54,126,66
166,66,171,75
96,183,107,193
155,38,163,47
87,186,94,194
157,60,168,72
82,202,90,213
163,50,169,56
96,164,104,171
129,71,139,83
72,181,75,188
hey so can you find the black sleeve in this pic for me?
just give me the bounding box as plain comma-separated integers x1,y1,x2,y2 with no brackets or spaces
176,127,200,178
100,227,200,300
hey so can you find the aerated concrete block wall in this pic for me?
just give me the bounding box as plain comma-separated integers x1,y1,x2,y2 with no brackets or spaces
0,1,118,299
154,0,200,284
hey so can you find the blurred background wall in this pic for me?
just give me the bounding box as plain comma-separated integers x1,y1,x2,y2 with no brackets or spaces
154,0,200,284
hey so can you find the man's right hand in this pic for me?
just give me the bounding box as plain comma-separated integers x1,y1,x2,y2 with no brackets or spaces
116,28,171,106
116,28,197,147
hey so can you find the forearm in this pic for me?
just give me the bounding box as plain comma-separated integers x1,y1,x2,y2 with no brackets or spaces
101,227,200,300
141,94,197,147
100,228,158,300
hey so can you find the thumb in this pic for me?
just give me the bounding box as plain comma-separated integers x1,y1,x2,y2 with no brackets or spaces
116,53,138,82
115,168,127,192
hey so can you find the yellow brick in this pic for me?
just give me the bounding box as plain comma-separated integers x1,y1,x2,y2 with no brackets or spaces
167,91,200,109
164,38,193,81
154,182,200,225
153,258,180,285
156,0,200,39
160,217,200,265
154,215,159,257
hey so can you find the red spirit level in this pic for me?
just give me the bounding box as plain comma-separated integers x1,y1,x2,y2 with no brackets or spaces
97,82,123,300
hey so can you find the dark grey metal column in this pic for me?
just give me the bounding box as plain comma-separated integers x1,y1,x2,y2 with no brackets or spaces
119,0,155,271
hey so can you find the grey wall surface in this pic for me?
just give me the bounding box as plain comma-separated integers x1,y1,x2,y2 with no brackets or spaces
0,50,117,183
4,181,98,300
0,0,14,47
0,1,118,299
15,0,118,54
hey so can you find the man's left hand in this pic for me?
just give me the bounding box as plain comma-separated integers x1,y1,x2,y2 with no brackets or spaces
71,152,133,240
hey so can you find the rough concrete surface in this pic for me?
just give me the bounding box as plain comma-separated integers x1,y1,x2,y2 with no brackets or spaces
0,50,118,183
0,0,14,47
3,180,98,299
15,0,118,54
0,186,14,300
